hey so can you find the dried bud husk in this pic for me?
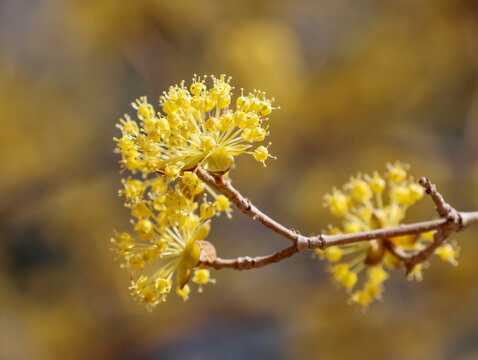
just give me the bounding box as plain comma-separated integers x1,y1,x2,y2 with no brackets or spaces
198,240,217,263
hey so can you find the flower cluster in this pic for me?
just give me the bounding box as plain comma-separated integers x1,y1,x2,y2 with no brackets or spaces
114,74,275,179
112,75,275,310
319,162,459,307
112,175,224,310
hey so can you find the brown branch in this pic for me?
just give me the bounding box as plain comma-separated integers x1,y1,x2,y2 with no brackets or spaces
318,219,447,247
196,168,478,271
403,228,452,273
200,245,298,270
418,177,461,222
195,168,309,249
400,177,469,272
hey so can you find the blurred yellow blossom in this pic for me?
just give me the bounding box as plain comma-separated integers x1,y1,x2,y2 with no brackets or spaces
320,162,449,307
435,242,459,266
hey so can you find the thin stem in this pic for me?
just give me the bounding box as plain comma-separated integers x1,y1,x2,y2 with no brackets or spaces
201,245,298,270
195,168,307,246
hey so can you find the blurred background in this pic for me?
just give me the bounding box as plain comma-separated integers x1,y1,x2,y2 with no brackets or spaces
1,0,478,359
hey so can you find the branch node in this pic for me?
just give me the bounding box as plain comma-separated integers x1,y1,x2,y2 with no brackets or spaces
213,173,226,186
314,234,326,249
296,235,309,251
236,256,251,270
244,198,252,211
457,213,464,230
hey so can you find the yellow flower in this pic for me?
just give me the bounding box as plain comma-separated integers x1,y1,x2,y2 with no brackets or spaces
435,243,459,266
192,269,216,293
350,283,383,307
164,165,181,180
134,218,155,240
341,271,358,290
367,266,388,285
367,171,385,194
407,264,424,281
176,285,190,302
131,201,154,218
331,264,357,290
253,145,272,166
179,172,204,198
348,176,373,202
200,202,216,220
386,161,408,183
119,178,146,203
214,194,233,218
324,246,343,262
215,195,230,211
324,189,350,217
112,171,216,309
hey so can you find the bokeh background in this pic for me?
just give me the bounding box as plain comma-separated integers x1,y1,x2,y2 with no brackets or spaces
1,0,478,359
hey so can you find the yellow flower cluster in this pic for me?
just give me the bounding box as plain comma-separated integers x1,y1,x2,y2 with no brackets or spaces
112,173,230,310
114,74,275,178
318,162,459,307
112,75,273,310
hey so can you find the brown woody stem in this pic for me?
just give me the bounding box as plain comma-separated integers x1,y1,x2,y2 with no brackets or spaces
195,169,478,271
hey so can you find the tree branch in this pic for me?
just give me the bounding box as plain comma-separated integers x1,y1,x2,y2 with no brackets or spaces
195,168,309,247
196,168,478,271
200,245,299,270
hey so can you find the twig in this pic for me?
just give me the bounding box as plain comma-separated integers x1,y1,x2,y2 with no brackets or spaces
201,245,298,270
195,168,309,248
196,169,478,271
400,177,466,272
418,177,461,222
